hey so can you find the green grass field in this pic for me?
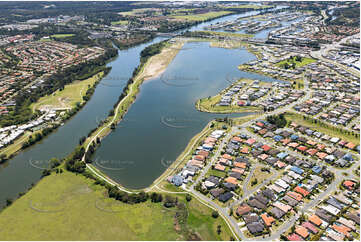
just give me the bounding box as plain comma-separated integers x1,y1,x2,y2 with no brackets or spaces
50,34,75,39
30,72,103,112
173,11,233,21
111,20,129,25
221,4,273,9
276,56,316,69
0,171,233,240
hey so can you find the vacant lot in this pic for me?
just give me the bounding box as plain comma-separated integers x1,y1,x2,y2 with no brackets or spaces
111,20,129,25
50,34,75,38
247,166,272,190
172,11,233,21
31,72,103,112
0,168,233,240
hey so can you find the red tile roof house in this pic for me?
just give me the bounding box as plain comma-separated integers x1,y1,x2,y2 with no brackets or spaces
295,226,309,239
222,154,233,160
194,155,205,162
306,148,318,156
288,142,299,149
287,191,303,201
262,144,272,152
214,163,225,171
240,147,249,154
343,180,356,190
308,214,322,227
245,138,256,145
258,153,269,161
296,146,308,153
301,221,318,234
232,168,244,174
261,213,275,227
287,233,303,241
294,186,310,197
316,152,328,160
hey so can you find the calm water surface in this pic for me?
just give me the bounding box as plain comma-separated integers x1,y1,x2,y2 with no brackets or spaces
0,6,288,206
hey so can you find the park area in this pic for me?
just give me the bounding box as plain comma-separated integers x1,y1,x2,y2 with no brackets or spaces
0,170,234,240
276,56,316,69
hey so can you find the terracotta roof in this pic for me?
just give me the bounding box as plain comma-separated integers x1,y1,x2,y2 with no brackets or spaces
258,154,269,160
262,144,271,151
332,224,351,237
234,162,247,169
214,164,225,171
240,147,249,154
287,233,303,241
316,152,328,160
222,154,233,160
294,186,310,197
309,214,322,226
245,138,256,145
346,142,356,149
232,168,244,174
295,226,309,239
287,191,303,201
343,180,355,189
306,148,318,156
288,142,299,148
261,213,275,227
225,176,238,185
301,221,318,234
297,146,308,152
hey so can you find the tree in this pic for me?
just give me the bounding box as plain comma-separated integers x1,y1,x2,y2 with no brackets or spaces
186,194,192,202
6,198,13,207
212,211,219,218
49,158,60,168
217,225,222,235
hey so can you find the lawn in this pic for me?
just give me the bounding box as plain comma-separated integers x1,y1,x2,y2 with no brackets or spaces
30,72,104,112
285,112,360,146
222,4,273,9
276,56,316,69
0,171,233,240
111,20,129,25
246,166,272,190
172,11,233,22
50,34,75,39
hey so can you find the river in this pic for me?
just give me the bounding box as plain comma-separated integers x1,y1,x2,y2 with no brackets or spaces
0,6,287,206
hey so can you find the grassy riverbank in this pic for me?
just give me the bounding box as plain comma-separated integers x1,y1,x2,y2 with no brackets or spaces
0,170,233,240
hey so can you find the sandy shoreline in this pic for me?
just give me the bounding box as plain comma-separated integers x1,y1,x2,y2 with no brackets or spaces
138,40,185,81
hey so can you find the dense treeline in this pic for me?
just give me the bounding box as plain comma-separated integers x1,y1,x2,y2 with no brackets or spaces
266,113,287,128
112,33,155,50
